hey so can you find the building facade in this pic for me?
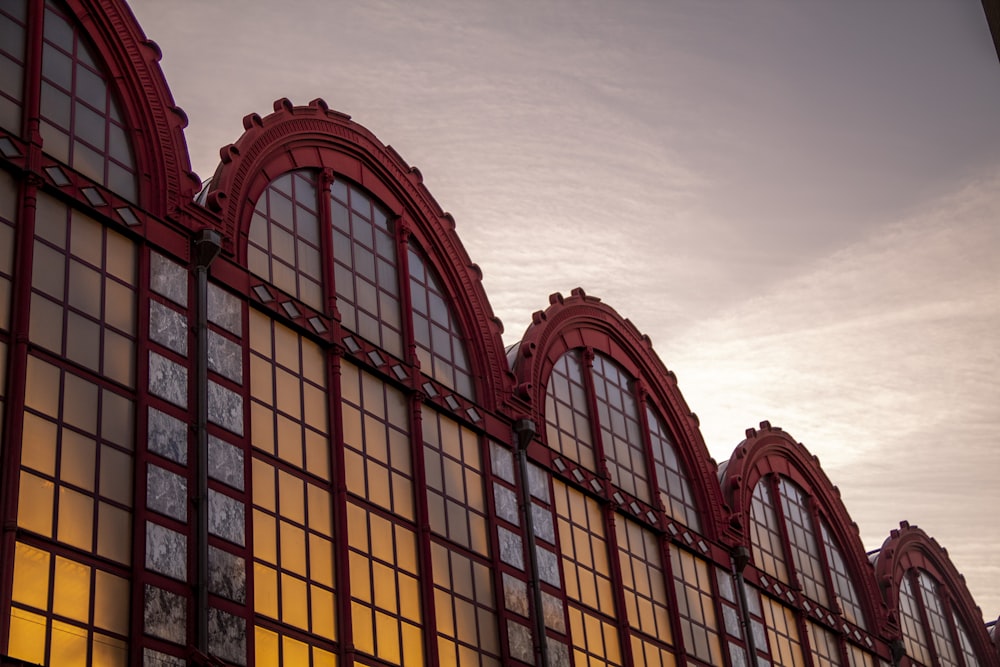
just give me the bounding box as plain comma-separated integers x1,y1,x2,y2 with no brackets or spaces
0,1,997,666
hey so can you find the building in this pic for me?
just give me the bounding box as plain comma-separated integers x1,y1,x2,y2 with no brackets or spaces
0,1,997,665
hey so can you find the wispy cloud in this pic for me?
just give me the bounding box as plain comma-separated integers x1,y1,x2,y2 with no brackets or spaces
661,173,1000,614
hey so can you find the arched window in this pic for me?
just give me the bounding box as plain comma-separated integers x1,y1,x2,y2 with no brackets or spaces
749,475,868,628
248,170,323,309
899,568,984,667
165,98,511,666
0,0,193,663
738,450,881,667
535,338,720,666
37,1,137,201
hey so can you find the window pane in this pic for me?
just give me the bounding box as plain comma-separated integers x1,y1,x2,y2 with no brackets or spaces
545,350,596,471
249,170,324,309
39,2,137,200
407,246,472,396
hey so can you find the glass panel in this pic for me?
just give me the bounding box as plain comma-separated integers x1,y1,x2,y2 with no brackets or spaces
329,179,403,357
647,405,701,530
340,362,412,518
553,480,623,665
248,170,323,309
407,246,473,396
807,621,843,667
820,519,867,629
749,478,789,582
591,354,650,501
39,1,137,200
671,548,723,665
617,517,674,652
0,0,28,134
347,502,423,666
777,477,829,608
249,310,329,478
19,357,134,562
545,350,596,471
761,596,804,667
421,406,488,555
30,194,138,387
430,542,500,665
917,570,959,667
10,547,130,665
252,456,337,640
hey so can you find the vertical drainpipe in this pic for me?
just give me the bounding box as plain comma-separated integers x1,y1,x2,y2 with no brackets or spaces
732,545,760,665
193,229,222,657
513,418,550,667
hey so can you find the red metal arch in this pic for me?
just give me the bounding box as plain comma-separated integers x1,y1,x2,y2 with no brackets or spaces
203,98,510,409
721,422,888,632
873,522,999,665
510,287,730,541
61,0,199,217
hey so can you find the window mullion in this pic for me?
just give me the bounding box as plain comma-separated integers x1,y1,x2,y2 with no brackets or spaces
326,341,354,656
768,474,817,667
939,590,967,667
909,570,941,667
394,217,418,371
407,389,440,666
317,169,337,320
0,175,38,658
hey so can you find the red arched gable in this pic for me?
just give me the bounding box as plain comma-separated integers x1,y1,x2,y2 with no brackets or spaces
204,98,510,408
721,422,887,633
873,522,997,665
62,0,198,216
511,287,729,540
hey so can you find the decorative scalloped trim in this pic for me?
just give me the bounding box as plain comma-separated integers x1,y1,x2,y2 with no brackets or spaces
203,98,510,407
510,287,731,542
721,423,891,635
873,522,997,662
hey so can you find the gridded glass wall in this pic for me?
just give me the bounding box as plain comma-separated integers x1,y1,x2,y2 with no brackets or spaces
248,171,323,310
331,179,403,358
747,474,880,666
542,348,725,666
38,0,137,201
898,568,984,667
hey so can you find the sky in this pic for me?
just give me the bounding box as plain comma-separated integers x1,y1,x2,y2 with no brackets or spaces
127,0,1000,619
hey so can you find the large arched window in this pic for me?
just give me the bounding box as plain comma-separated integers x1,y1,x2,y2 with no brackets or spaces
723,426,887,667
0,2,162,664
245,167,472,398
874,524,995,667
517,292,724,667
746,474,876,666
170,99,510,667
37,1,137,201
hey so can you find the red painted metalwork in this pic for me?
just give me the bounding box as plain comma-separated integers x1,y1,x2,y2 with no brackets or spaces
58,0,200,218
510,287,731,543
874,522,999,666
721,422,889,637
2,1,998,666
201,98,510,410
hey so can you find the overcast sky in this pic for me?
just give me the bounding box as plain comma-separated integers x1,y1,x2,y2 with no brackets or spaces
127,0,1000,618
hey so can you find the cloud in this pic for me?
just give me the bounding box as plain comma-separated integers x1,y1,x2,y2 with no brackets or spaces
659,172,1000,615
